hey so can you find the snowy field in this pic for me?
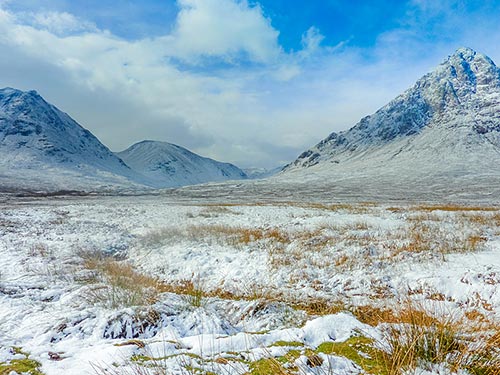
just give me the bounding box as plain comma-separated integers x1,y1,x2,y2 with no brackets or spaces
0,194,499,375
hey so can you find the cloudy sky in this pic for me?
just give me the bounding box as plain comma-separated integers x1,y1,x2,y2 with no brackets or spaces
1,0,500,168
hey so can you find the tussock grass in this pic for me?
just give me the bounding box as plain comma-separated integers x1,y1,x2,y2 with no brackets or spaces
80,253,235,308
374,301,500,375
317,301,500,375
80,251,162,308
292,298,345,316
389,214,487,260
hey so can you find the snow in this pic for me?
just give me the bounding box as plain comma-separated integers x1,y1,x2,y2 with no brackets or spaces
302,314,370,347
0,195,498,374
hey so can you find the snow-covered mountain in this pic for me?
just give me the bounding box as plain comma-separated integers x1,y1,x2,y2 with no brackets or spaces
281,47,500,197
116,140,247,188
0,88,248,192
0,88,150,192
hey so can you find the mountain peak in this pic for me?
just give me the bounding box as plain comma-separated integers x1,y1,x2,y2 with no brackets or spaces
447,47,496,68
284,48,500,173
451,46,477,60
437,47,499,86
117,140,247,187
0,86,149,191
0,87,40,98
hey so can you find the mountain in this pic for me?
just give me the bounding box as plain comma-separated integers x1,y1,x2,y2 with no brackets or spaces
0,88,150,192
243,166,283,179
0,88,248,193
280,47,500,200
116,140,247,188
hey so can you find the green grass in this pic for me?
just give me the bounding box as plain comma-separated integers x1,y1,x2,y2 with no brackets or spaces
317,335,387,375
0,348,43,375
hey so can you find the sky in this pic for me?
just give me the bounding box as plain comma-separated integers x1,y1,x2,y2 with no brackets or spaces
1,0,500,168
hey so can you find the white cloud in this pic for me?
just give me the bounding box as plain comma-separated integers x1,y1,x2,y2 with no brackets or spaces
301,26,324,54
167,0,281,64
28,11,97,35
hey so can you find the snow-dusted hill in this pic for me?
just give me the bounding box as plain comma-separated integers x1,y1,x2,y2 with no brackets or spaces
116,140,247,188
282,47,500,193
0,88,150,192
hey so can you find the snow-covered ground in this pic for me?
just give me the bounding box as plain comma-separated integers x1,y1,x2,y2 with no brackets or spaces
0,195,498,374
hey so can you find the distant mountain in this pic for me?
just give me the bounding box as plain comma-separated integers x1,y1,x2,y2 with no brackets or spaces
281,47,500,198
243,166,283,179
116,140,247,188
0,88,148,192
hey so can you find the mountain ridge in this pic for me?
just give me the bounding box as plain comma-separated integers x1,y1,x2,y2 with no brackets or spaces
0,88,247,192
116,140,247,188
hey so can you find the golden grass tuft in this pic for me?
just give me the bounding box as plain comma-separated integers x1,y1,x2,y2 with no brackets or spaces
374,301,500,375
80,252,162,308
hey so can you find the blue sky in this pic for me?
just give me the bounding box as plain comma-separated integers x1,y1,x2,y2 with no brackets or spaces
0,0,500,167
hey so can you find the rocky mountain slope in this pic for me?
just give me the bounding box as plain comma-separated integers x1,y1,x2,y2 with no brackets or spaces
116,140,246,188
281,47,500,197
0,88,148,192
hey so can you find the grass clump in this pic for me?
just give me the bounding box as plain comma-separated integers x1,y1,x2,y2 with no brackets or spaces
248,357,293,375
80,251,162,309
317,335,387,375
315,302,500,375
0,348,43,375
392,218,487,259
175,279,205,307
377,302,500,375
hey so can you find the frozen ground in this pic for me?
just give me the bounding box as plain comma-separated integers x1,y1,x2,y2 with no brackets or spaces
0,194,499,374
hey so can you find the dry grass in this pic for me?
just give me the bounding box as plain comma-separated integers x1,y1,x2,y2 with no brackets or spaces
80,254,242,309
292,298,345,316
141,224,290,248
374,301,500,375
80,252,162,308
200,201,374,212
390,216,487,259
349,305,399,326
136,203,497,316
416,204,499,212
